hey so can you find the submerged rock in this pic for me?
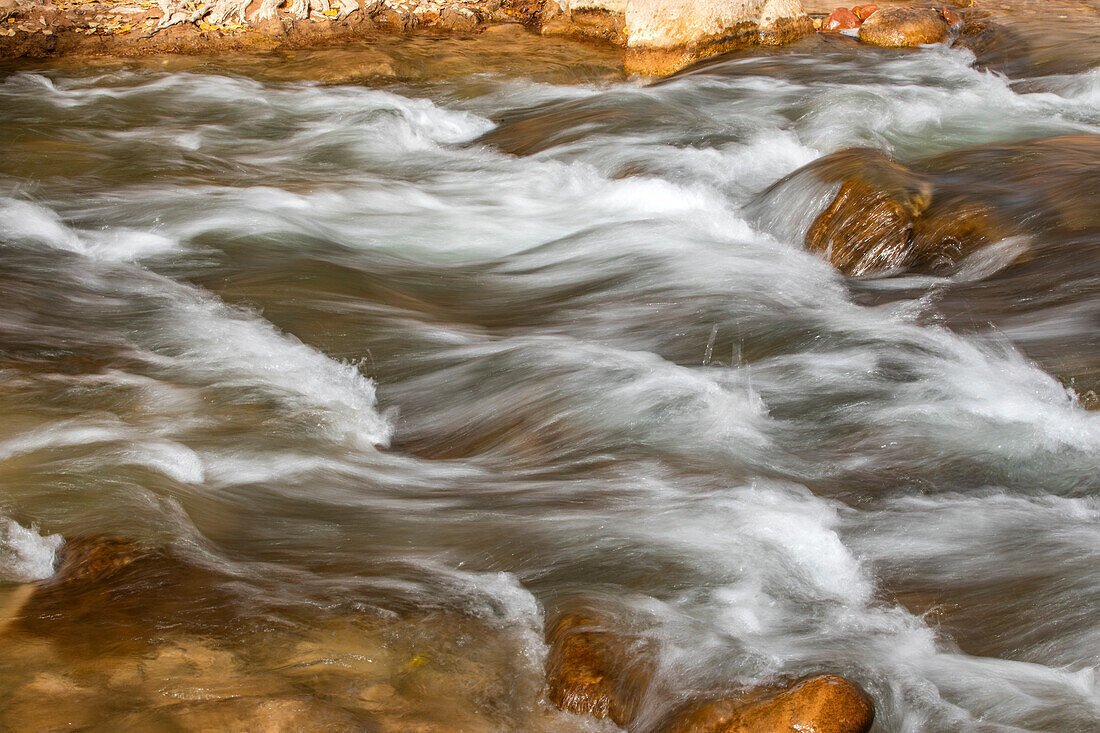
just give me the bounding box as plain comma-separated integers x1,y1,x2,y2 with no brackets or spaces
545,610,654,727
657,675,875,733
753,146,1020,276
11,535,236,650
755,135,1100,277
857,5,948,46
801,148,936,275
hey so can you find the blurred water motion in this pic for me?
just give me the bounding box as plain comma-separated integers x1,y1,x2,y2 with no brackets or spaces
0,22,1098,732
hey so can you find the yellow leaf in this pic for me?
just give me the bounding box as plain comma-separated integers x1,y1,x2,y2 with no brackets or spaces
322,9,338,16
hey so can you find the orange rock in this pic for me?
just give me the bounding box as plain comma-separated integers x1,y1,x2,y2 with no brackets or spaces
851,4,878,21
857,6,949,46
823,7,860,31
544,612,653,727
658,675,875,733
802,148,933,275
940,5,960,24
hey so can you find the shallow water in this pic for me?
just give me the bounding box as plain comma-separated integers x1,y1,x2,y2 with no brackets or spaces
0,21,1099,733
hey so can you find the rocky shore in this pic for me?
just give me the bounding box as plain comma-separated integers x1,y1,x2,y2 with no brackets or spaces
1,0,1083,74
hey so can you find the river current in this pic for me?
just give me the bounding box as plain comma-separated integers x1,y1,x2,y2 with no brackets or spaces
0,26,1098,732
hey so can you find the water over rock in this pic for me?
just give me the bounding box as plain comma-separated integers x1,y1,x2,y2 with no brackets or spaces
11,535,235,649
857,5,948,46
753,146,1020,276
798,148,940,275
656,675,875,733
545,609,655,727
755,135,1100,277
544,604,875,733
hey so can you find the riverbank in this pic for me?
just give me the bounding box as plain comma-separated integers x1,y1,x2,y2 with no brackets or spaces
2,0,1098,76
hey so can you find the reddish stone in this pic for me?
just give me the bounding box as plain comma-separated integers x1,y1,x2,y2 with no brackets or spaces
824,7,860,31
657,675,875,733
851,4,879,21
545,612,654,728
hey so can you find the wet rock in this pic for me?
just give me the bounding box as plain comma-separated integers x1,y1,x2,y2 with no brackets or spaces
545,611,653,727
658,675,874,733
953,11,1032,76
858,5,948,46
48,534,141,582
13,535,238,651
756,134,1100,277
908,194,1007,272
376,2,416,30
502,0,561,26
155,697,361,732
851,3,877,20
823,7,859,30
801,148,934,275
914,134,1100,234
4,671,98,731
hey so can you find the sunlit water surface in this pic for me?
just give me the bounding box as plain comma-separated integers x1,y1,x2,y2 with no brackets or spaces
0,25,1098,732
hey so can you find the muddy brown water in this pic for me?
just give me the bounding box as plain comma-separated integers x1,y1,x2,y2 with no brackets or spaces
0,12,1098,732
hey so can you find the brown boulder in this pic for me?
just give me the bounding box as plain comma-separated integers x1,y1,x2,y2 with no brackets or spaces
544,611,653,727
802,148,934,275
658,675,874,733
823,7,860,31
858,6,948,47
784,137,1100,276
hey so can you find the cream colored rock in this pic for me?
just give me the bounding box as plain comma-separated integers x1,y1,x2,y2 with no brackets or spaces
626,0,807,47
623,0,812,73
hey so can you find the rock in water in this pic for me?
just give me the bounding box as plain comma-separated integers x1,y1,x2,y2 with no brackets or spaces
544,611,653,727
851,4,878,21
12,535,236,650
802,148,934,275
858,5,948,46
750,137,1100,276
657,675,875,733
824,7,860,31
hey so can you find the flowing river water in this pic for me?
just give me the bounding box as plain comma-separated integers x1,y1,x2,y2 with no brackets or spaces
0,19,1098,732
